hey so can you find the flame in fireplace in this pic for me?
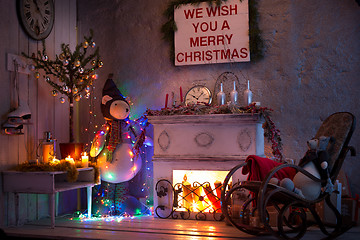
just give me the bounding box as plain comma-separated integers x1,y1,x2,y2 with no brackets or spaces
173,170,230,213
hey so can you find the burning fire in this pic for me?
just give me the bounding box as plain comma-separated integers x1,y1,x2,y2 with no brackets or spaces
173,170,230,213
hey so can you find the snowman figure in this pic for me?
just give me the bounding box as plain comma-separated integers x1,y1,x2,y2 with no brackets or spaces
90,76,149,216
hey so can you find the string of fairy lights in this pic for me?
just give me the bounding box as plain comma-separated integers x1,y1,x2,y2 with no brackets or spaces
77,90,154,220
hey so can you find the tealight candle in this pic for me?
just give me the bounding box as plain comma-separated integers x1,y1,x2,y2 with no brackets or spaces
81,152,89,168
65,155,75,165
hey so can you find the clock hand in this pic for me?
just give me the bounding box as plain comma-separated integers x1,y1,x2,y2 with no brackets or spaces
33,0,40,11
33,0,45,18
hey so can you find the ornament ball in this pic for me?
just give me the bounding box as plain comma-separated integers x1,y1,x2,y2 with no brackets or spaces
92,73,98,80
83,41,89,48
60,97,65,103
75,95,81,102
74,60,81,67
59,53,65,60
42,55,49,61
52,90,58,96
63,60,69,66
34,72,40,79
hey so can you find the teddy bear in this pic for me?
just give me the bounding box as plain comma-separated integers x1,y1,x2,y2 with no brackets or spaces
90,76,150,216
270,136,334,200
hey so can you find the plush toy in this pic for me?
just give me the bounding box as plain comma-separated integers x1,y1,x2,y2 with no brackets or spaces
270,136,334,200
90,76,150,216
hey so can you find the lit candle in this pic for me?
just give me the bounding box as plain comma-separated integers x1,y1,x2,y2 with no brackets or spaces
65,155,75,165
81,152,89,168
51,156,60,164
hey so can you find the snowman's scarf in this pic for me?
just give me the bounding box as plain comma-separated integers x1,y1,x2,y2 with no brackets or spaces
107,120,123,161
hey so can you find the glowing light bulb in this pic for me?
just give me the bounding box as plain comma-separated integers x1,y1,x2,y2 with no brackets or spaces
129,151,134,158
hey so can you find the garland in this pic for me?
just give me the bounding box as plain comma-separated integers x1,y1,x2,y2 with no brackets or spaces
161,0,264,63
146,103,283,161
13,161,100,183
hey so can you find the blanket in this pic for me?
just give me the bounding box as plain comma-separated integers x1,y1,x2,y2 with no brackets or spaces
242,155,297,181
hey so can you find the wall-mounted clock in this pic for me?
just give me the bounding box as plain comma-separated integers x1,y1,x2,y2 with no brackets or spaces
184,85,212,105
17,0,55,40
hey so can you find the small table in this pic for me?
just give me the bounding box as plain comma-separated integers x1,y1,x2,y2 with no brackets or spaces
2,167,96,228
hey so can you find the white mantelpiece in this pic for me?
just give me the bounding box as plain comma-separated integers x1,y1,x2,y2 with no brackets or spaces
148,113,265,217
149,114,264,160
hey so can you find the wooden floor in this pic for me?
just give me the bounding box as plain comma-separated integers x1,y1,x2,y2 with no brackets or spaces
2,215,360,240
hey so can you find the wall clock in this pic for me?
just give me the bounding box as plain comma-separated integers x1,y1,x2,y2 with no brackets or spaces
17,0,55,40
184,85,212,105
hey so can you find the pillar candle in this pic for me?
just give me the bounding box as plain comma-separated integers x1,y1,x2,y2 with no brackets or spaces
203,183,221,212
180,87,183,103
214,180,222,199
165,94,169,108
81,152,89,167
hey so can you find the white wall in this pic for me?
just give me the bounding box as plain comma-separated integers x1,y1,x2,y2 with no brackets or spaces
0,0,77,226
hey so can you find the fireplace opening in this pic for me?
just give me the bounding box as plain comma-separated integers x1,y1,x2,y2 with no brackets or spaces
173,170,230,213
154,170,232,221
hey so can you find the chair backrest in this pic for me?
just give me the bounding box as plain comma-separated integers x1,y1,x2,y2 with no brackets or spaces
314,112,356,182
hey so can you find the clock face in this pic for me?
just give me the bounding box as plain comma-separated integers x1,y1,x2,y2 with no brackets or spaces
17,0,55,40
185,85,212,105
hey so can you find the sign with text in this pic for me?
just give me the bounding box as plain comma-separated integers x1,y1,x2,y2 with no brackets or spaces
174,0,249,66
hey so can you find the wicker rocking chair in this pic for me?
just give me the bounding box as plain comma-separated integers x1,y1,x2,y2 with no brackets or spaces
221,112,356,240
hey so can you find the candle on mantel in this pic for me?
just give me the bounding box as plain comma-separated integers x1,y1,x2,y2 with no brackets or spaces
81,152,89,168
180,87,183,103
65,155,75,165
165,93,169,108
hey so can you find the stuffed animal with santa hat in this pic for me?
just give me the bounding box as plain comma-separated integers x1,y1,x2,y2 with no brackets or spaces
90,74,150,216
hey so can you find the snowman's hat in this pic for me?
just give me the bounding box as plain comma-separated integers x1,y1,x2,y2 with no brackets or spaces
101,74,129,120
102,75,126,102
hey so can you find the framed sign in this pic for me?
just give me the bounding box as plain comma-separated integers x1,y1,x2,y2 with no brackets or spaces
174,0,249,66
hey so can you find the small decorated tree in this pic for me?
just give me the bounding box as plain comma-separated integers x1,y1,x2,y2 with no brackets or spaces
23,30,102,143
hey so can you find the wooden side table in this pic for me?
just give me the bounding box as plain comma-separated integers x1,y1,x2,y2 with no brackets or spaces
2,167,96,228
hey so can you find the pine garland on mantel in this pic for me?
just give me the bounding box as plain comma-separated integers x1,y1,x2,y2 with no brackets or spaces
146,103,283,161
161,0,264,63
13,161,100,183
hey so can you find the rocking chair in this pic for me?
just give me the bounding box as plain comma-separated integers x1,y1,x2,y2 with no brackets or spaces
221,112,356,240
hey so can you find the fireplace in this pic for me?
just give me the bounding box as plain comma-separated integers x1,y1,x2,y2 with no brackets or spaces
148,114,264,220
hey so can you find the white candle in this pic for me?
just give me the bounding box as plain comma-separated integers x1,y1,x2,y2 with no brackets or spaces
65,155,75,165
81,152,89,168
51,157,60,164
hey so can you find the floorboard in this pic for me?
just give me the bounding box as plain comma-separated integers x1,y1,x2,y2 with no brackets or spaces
2,215,360,239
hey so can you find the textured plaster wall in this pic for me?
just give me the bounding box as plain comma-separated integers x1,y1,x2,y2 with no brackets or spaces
78,0,360,195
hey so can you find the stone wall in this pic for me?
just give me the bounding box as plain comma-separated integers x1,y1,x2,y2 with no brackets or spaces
77,0,360,195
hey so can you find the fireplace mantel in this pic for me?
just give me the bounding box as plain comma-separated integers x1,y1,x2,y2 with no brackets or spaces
148,113,264,161
148,113,265,219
